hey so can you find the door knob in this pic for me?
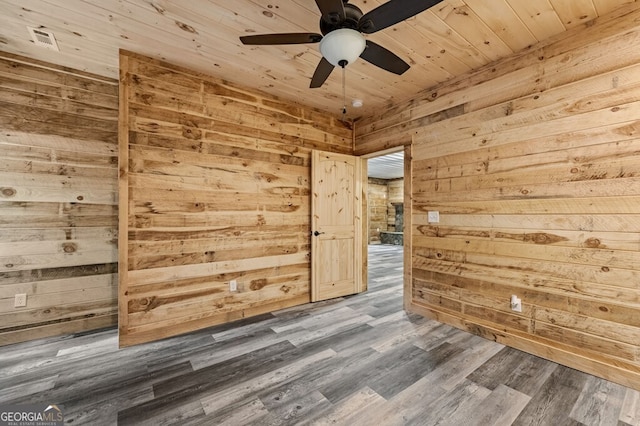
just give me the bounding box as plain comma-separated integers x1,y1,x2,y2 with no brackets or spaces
313,230,325,236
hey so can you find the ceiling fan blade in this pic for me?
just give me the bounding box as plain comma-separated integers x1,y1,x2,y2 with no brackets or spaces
360,41,410,75
315,0,346,24
358,0,444,34
240,33,323,45
310,57,335,88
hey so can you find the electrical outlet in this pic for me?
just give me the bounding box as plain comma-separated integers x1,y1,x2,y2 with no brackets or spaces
428,211,440,223
229,279,238,292
510,295,522,313
14,293,27,308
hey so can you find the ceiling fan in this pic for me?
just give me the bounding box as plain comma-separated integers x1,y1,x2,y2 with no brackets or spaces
240,0,444,88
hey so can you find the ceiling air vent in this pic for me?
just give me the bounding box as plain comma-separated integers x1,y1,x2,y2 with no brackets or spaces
27,27,59,51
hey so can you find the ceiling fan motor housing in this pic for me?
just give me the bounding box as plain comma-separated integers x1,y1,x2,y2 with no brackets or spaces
320,3,363,34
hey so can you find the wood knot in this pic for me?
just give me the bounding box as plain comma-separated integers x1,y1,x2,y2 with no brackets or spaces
77,195,84,201
601,266,610,272
151,3,165,14
599,306,609,312
62,243,77,253
1,187,16,197
175,20,198,34
250,279,267,291
534,234,548,243
280,285,291,294
585,238,602,248
520,189,530,195
182,127,202,140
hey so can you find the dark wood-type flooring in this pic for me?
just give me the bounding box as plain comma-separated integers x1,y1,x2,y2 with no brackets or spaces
1,245,639,425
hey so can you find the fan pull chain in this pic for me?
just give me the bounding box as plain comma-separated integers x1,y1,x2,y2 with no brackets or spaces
341,63,347,120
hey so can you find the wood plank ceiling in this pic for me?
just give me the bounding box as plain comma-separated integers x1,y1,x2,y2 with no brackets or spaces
0,0,635,120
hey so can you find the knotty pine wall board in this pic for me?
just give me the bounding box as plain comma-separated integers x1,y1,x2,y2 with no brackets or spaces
367,178,405,242
387,178,404,231
0,51,119,345
356,2,640,390
119,50,352,347
368,178,388,243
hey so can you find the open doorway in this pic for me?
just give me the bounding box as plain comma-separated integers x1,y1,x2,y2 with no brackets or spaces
367,151,405,245
366,151,406,296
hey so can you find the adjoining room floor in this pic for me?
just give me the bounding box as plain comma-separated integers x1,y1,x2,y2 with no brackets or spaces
1,245,638,425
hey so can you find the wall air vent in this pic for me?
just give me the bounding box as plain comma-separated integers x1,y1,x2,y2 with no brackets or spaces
27,27,59,51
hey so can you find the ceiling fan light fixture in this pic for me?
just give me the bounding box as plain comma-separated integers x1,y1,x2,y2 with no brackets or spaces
319,28,366,67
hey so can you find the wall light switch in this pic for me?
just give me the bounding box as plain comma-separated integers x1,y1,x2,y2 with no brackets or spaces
428,211,440,223
510,295,522,313
229,280,238,292
14,293,27,308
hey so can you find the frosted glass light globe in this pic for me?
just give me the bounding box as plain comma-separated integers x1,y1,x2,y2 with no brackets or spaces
319,29,366,67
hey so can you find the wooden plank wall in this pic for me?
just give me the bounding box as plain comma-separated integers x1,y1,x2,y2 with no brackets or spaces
355,3,640,390
367,178,405,242
367,178,388,243
387,179,404,231
119,51,352,347
0,51,119,345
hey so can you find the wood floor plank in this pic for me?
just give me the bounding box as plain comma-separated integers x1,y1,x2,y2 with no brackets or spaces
188,328,295,370
318,342,433,403
570,375,627,425
0,245,638,425
301,387,386,426
255,347,382,416
120,400,206,426
368,314,440,353
152,341,300,398
512,366,589,425
621,389,640,425
248,390,332,426
469,384,531,426
419,336,505,391
367,342,464,399
62,384,153,426
420,379,492,426
203,397,268,426
287,314,377,347
467,346,558,396
199,349,337,416
0,375,58,403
